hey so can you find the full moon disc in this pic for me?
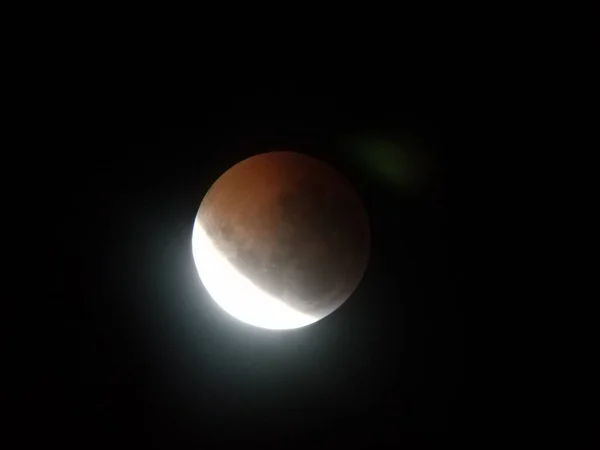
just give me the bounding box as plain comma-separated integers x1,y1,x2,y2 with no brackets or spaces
192,151,370,330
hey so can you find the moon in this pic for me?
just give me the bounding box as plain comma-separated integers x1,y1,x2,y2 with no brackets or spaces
192,151,370,330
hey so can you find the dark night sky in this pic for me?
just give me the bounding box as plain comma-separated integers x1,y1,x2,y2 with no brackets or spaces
28,64,469,447
10,9,596,445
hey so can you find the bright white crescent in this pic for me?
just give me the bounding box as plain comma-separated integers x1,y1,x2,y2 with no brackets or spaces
192,218,318,330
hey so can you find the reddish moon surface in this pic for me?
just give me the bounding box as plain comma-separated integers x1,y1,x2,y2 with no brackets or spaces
194,151,370,326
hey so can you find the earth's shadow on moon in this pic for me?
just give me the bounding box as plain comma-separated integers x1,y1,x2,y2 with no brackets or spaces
199,152,370,320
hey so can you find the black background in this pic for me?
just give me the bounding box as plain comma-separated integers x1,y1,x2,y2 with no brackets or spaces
29,59,470,448
11,8,598,446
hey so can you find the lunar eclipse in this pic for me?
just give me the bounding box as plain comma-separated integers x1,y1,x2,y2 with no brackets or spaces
192,151,370,330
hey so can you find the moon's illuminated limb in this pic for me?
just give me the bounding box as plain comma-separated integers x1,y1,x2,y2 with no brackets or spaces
192,218,318,330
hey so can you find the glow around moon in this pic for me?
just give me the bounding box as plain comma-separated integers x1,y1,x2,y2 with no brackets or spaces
192,218,319,330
